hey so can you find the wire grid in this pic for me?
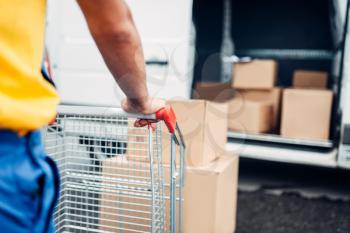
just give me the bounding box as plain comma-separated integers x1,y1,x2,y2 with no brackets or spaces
44,111,168,233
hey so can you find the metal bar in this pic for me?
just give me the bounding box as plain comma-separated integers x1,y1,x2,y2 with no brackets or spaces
170,135,176,233
57,105,156,120
235,49,335,60
156,123,166,233
178,144,185,233
227,131,333,148
175,123,186,149
148,127,156,233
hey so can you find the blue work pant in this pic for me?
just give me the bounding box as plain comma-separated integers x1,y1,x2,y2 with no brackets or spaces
0,130,60,233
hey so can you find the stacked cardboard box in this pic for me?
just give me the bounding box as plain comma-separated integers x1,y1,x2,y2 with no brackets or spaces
195,59,282,134
100,99,238,233
162,100,228,166
127,100,229,167
228,97,272,133
236,88,282,130
194,82,235,103
292,70,328,89
194,64,333,141
160,100,239,232
232,60,278,89
281,70,332,140
230,59,281,133
99,154,239,233
181,154,238,233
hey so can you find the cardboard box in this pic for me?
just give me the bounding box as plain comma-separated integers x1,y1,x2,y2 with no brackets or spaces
162,100,228,166
99,156,179,233
232,60,278,89
127,100,228,166
238,88,282,130
180,154,238,233
126,121,149,162
194,82,235,102
281,88,333,140
228,97,273,133
100,154,239,233
293,70,328,89
99,156,152,233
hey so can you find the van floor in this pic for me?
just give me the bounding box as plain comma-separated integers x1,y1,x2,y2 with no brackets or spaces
236,159,350,233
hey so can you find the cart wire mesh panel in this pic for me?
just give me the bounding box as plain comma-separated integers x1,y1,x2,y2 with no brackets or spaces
43,105,185,233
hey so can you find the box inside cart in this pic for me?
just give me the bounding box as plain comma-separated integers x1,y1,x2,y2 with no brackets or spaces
99,156,152,233
100,154,238,233
99,156,180,233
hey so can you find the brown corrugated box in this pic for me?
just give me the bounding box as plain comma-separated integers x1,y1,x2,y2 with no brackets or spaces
162,100,228,166
99,154,239,233
99,156,152,233
125,121,149,162
194,82,235,102
228,97,273,134
281,88,333,140
293,70,328,89
99,156,180,233
181,154,238,233
127,100,228,167
237,88,282,130
232,60,278,89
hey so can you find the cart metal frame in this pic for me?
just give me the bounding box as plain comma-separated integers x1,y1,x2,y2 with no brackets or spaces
44,105,185,233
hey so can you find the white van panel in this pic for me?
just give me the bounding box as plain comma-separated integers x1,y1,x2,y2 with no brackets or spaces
126,0,193,40
46,0,194,105
57,71,191,107
55,39,193,76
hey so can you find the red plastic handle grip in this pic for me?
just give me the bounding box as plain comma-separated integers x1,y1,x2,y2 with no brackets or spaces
155,105,177,134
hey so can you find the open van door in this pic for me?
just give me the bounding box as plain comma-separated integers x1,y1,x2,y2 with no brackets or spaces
338,0,350,169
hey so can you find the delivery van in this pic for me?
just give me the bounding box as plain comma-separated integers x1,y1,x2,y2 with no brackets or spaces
45,0,350,169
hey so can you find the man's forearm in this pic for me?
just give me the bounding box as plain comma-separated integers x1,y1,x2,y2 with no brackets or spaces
77,0,149,106
92,26,149,104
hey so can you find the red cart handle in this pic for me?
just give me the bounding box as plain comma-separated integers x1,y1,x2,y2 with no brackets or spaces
155,105,177,134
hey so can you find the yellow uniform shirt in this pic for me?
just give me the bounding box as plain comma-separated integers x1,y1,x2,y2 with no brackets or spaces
0,0,59,132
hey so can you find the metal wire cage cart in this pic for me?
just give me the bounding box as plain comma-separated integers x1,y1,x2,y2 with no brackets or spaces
43,105,185,233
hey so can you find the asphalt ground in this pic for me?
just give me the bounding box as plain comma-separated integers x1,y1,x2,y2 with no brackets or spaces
235,159,350,233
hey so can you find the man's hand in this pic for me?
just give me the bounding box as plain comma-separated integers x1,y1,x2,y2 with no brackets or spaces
121,97,165,115
122,97,165,128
